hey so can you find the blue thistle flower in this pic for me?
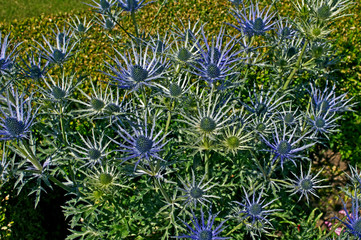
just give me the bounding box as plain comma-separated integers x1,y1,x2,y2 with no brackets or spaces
19,53,49,81
244,85,289,117
0,32,21,75
169,31,200,65
276,19,297,40
86,0,117,14
148,31,172,54
178,169,220,208
117,0,153,12
307,106,340,139
277,104,302,127
191,27,241,88
42,73,80,103
233,187,279,227
104,42,168,92
175,208,229,240
36,28,77,66
69,129,112,167
180,89,234,139
333,190,361,238
112,112,170,170
228,1,277,36
172,19,205,43
154,73,194,99
0,86,37,141
288,164,328,203
73,81,112,118
96,14,117,31
261,123,315,168
249,112,278,137
68,15,93,37
309,82,354,114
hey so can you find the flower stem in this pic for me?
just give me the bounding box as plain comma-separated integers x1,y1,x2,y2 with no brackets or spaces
153,178,171,203
163,102,174,144
48,175,72,193
204,149,210,181
282,40,308,90
131,11,140,45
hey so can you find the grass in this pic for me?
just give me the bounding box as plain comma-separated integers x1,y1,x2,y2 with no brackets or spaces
0,0,91,22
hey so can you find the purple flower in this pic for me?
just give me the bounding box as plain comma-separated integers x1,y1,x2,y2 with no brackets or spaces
112,112,169,170
117,0,153,12
104,42,168,92
190,27,242,88
333,190,361,238
0,32,21,75
228,1,276,36
261,123,315,168
175,208,229,240
0,86,37,141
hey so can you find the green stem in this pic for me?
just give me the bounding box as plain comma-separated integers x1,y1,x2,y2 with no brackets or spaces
282,40,308,90
153,178,171,203
163,103,173,144
250,149,267,180
301,96,312,134
131,11,139,44
107,10,134,40
204,149,210,181
48,175,72,193
149,161,171,203
320,221,343,240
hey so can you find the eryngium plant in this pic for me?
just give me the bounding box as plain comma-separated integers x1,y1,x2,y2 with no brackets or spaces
0,0,357,239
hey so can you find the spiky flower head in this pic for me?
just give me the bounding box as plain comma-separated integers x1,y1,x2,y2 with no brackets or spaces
276,19,297,40
228,1,277,36
307,105,341,139
86,0,117,14
42,73,80,104
288,164,328,203
333,190,361,239
180,89,234,139
72,81,112,118
309,82,354,114
221,123,254,155
112,112,170,170
118,0,154,12
19,53,49,81
0,32,21,75
178,169,220,208
36,26,77,66
68,15,93,37
308,0,353,22
261,123,315,168
244,85,289,117
155,73,194,100
249,112,278,137
233,187,279,228
175,207,229,240
105,42,168,92
277,104,302,127
148,31,172,54
0,86,37,141
69,129,112,167
85,164,126,194
191,27,241,88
